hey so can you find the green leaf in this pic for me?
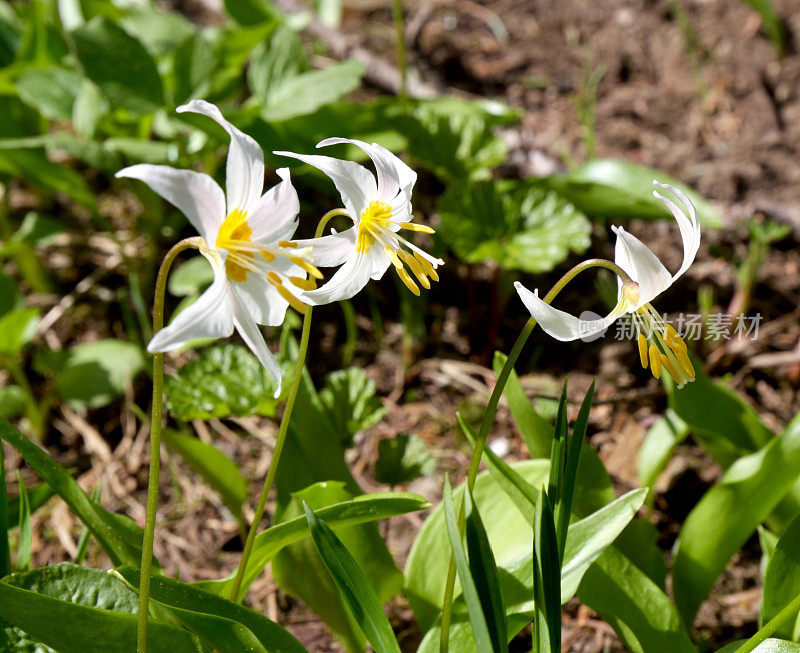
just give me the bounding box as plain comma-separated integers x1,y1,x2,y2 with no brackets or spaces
673,413,800,626
162,428,248,520
0,419,143,567
264,60,366,122
539,159,722,227
116,567,307,653
0,443,9,578
715,640,800,652
0,308,38,355
172,32,217,105
0,385,26,419
15,66,81,121
464,487,507,652
119,5,195,59
168,257,214,298
72,79,108,137
761,511,800,637
40,339,145,410
72,17,164,113
7,483,53,530
319,368,387,448
224,0,283,25
638,409,690,489
374,434,435,487
0,565,199,653
247,25,306,101
304,504,401,653
438,180,590,273
441,477,495,652
532,490,560,653
198,491,429,601
164,344,278,420
15,472,31,572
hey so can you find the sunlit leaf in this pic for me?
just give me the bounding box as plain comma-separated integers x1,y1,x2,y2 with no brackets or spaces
762,511,800,638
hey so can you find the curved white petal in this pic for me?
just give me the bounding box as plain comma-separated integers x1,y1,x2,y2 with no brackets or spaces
652,181,701,284
303,249,378,305
369,245,390,279
230,292,282,396
515,282,624,342
148,256,233,352
231,256,303,326
247,168,300,244
612,226,673,309
318,138,416,203
178,100,264,215
273,150,376,219
294,227,356,268
116,164,225,244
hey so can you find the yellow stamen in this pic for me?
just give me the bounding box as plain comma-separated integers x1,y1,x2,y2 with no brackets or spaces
289,276,317,291
637,334,648,369
396,267,420,296
649,345,661,379
289,255,323,280
413,251,439,281
384,245,404,270
259,250,276,262
673,346,695,379
279,240,298,248
357,201,393,253
267,271,282,285
399,251,430,289
659,353,682,385
275,284,307,314
398,221,435,234
216,209,252,282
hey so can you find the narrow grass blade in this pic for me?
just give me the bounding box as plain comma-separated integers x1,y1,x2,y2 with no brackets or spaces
303,503,401,653
0,441,10,577
15,471,31,571
533,490,561,653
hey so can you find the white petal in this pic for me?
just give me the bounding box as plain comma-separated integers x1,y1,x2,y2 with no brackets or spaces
230,292,283,396
303,250,377,305
247,168,300,244
612,226,673,308
515,282,624,342
652,181,701,284
318,138,416,203
273,150,376,219
178,100,264,215
294,227,356,268
148,257,233,352
116,164,225,244
231,256,303,326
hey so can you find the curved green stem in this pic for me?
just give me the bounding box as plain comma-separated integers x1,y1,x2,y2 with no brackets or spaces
137,236,202,653
392,0,408,104
228,209,346,603
737,593,800,653
439,258,630,652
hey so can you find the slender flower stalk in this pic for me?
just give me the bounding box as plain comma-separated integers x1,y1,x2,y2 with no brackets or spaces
439,258,632,651
736,592,800,653
137,236,202,653
228,209,347,603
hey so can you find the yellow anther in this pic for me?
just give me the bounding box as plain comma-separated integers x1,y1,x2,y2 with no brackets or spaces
267,271,282,285
673,346,695,379
278,240,298,248
289,255,323,280
259,250,276,262
649,345,661,379
289,276,317,291
275,284,307,314
637,334,648,369
399,251,431,289
413,251,439,281
396,267,420,296
217,209,253,282
398,222,435,234
357,201,393,253
660,353,682,385
384,245,404,270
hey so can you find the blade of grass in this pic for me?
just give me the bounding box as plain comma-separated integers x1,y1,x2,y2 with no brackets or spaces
0,441,9,577
15,471,31,571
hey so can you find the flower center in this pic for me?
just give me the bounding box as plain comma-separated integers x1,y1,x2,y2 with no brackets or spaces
633,304,695,388
216,209,253,282
357,201,393,253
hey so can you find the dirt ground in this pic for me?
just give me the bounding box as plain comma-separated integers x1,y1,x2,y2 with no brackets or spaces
7,0,800,651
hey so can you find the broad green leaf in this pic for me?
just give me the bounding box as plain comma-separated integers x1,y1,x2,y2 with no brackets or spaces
761,511,800,637
319,368,386,448
0,308,38,355
638,409,690,489
247,25,306,101
577,547,695,653
72,79,108,138
305,504,401,653
15,472,31,571
119,4,195,58
168,257,214,297
539,159,722,227
0,566,199,653
15,66,81,121
116,567,307,653
673,413,800,626
0,271,19,316
264,60,366,122
716,640,800,652
441,478,495,652
39,339,145,410
162,428,248,519
224,0,283,25
0,133,119,172
374,434,435,487
0,419,142,567
198,491,429,601
0,386,25,419
164,344,278,420
438,180,591,273
72,17,164,113
172,32,217,105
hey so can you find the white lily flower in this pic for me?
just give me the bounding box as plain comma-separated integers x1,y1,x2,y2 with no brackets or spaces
117,100,320,393
274,138,443,304
514,181,701,388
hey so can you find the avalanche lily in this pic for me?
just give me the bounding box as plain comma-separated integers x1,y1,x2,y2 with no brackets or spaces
117,100,319,392
275,138,443,303
515,181,700,388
